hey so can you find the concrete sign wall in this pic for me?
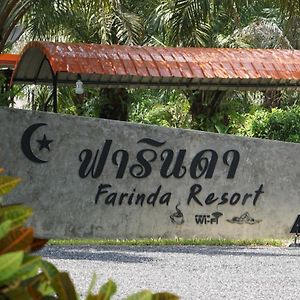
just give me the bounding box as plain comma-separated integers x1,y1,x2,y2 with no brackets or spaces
1,107,299,239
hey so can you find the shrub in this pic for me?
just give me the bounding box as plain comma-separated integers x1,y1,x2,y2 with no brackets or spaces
0,74,11,107
0,168,179,300
129,89,191,128
238,107,300,143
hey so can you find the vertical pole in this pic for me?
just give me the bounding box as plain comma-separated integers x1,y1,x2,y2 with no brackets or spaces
53,73,58,113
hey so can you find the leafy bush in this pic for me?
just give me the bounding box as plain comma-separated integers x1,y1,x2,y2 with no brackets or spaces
190,96,250,134
0,168,179,300
129,89,191,128
0,74,12,107
238,106,300,143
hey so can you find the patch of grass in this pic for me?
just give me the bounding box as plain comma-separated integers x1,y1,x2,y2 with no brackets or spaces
49,237,286,247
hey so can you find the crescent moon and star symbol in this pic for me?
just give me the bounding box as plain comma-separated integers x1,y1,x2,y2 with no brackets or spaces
21,123,53,163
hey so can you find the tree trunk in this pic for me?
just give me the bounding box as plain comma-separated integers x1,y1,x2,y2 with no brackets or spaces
263,90,281,109
189,90,227,121
99,88,129,121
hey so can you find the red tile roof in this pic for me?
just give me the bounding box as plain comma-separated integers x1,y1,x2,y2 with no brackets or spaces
12,41,300,90
0,54,19,68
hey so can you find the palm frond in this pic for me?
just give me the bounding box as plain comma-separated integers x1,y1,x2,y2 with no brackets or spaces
114,11,144,45
0,0,33,52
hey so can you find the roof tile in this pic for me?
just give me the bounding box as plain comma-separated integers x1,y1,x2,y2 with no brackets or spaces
12,42,300,90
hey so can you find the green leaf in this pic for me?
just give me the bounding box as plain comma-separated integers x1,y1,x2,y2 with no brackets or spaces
0,219,12,239
86,279,117,300
0,251,24,284
52,272,78,300
0,176,21,196
215,124,229,134
126,291,179,300
15,254,41,279
38,281,56,297
41,260,59,281
152,292,180,300
3,286,32,300
22,273,49,294
126,290,153,300
98,280,117,299
87,273,97,295
86,295,105,300
0,227,34,254
0,204,33,228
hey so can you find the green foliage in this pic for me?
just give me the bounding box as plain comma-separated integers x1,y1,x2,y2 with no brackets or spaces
129,89,191,128
124,0,160,19
148,0,285,48
0,169,179,300
189,92,300,144
238,106,300,143
0,175,21,196
149,0,211,47
5,0,300,142
24,0,144,46
188,95,248,133
24,0,69,40
49,237,285,247
140,104,173,127
0,74,11,107
280,91,300,108
0,251,24,283
0,74,26,109
127,291,178,300
0,0,33,53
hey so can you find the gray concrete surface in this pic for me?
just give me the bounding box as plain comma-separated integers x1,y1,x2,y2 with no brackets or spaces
1,107,300,239
39,245,300,299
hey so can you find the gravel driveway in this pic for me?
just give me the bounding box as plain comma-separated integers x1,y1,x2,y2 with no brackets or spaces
39,245,300,299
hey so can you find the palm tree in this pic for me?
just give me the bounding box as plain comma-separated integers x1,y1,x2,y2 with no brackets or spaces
0,0,33,53
25,0,144,119
148,0,269,48
0,1,35,108
64,0,143,45
148,0,236,123
0,0,68,53
149,0,211,47
148,0,298,124
1,0,144,119
57,0,144,120
25,0,143,46
24,0,69,41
